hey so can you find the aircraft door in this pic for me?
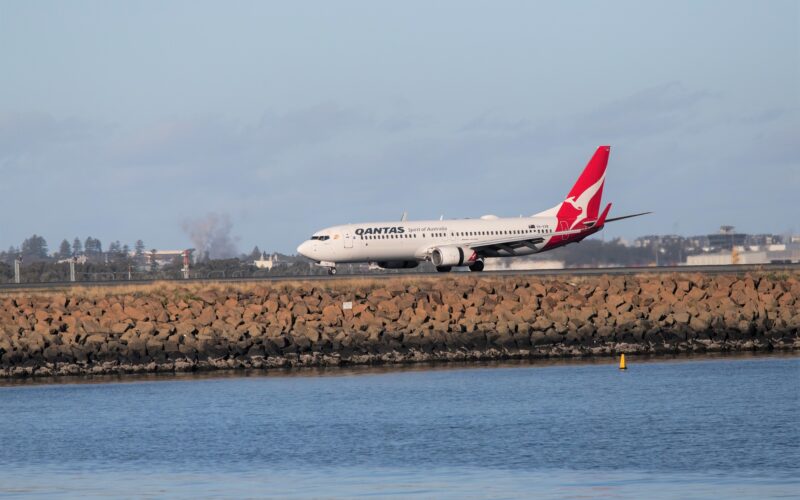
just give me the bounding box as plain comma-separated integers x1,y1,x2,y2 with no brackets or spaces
559,221,569,241
344,232,353,249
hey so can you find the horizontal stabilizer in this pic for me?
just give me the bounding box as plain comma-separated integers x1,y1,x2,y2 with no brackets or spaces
605,211,652,223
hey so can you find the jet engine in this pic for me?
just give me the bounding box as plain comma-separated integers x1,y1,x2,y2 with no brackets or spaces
375,261,419,269
431,246,478,267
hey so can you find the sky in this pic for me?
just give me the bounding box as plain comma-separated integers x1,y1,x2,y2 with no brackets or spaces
1,0,798,256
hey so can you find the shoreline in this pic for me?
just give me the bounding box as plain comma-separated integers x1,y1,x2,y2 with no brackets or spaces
2,350,797,387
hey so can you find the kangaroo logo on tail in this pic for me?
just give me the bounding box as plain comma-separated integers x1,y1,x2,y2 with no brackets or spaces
557,146,609,229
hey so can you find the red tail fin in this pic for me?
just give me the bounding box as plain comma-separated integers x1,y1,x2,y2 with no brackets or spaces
557,146,610,226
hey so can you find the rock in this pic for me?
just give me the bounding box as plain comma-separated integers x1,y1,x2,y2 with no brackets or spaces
0,272,796,379
376,301,400,321
607,295,625,308
673,312,691,324
110,322,132,335
320,304,340,325
197,307,216,326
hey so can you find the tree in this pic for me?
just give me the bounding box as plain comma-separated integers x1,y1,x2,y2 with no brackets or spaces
84,237,103,258
21,235,49,260
108,241,122,257
58,239,72,259
72,237,83,256
249,246,261,261
149,249,158,273
134,240,145,267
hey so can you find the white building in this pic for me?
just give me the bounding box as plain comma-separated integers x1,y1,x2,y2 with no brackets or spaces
130,250,188,268
685,244,800,266
483,257,565,271
254,253,283,270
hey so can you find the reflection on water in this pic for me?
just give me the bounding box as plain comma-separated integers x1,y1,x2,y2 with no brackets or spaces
0,354,798,498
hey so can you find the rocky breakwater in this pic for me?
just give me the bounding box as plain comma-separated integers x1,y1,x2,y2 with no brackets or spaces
1,272,798,378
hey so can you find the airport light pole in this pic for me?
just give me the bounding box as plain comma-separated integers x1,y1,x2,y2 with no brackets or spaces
182,250,191,279
14,255,22,284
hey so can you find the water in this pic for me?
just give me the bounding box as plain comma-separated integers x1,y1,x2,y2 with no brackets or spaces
1,355,798,499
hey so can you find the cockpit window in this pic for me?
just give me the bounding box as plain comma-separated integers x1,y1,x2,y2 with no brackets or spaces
310,235,330,241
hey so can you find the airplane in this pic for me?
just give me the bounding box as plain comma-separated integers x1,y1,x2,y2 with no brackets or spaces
297,146,650,274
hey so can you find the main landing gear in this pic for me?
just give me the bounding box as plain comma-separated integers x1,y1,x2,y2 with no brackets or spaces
327,267,337,275
469,260,485,272
436,266,452,273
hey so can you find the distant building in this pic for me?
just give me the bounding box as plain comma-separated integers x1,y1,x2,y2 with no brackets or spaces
684,244,800,266
57,255,88,265
766,244,800,264
633,234,683,248
686,251,766,266
254,253,283,270
483,257,564,271
135,250,189,268
707,226,747,250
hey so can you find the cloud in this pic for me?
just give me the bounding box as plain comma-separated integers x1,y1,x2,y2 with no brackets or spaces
0,83,796,253
0,111,97,165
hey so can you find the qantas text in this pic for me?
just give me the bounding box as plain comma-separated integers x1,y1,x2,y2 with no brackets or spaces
355,227,406,236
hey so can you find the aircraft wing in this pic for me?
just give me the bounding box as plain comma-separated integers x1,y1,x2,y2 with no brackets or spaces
468,228,585,256
469,235,547,256
470,203,614,256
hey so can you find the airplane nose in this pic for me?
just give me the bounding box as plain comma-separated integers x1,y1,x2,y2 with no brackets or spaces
297,241,312,258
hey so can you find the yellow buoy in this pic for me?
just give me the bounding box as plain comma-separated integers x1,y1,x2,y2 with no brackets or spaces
619,354,627,370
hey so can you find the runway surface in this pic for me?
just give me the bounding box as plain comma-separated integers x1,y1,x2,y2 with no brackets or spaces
1,263,797,292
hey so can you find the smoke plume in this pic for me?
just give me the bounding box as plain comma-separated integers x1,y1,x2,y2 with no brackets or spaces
181,212,239,260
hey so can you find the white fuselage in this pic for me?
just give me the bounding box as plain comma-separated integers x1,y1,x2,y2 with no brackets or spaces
297,146,627,271
296,215,559,265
